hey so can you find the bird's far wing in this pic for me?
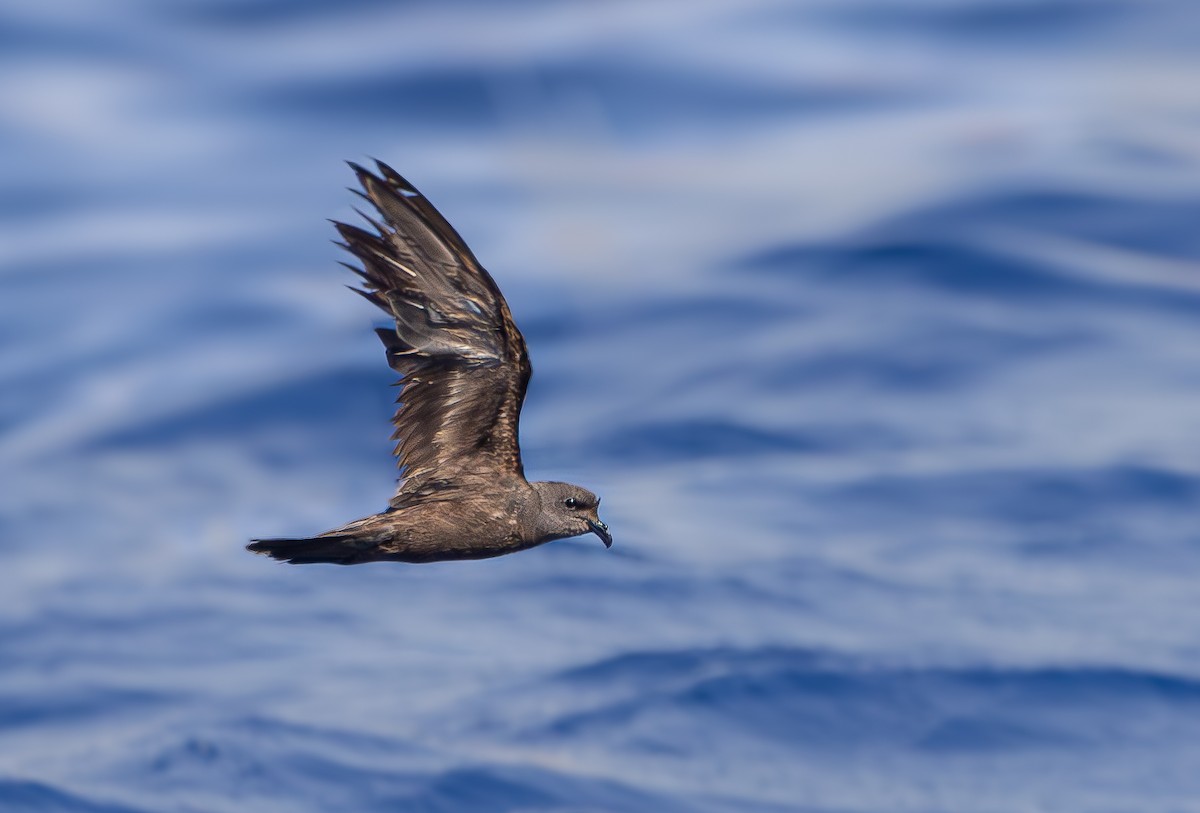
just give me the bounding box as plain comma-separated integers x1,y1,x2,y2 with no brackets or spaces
335,161,531,503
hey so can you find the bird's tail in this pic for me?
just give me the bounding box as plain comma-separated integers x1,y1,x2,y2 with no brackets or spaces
246,535,367,565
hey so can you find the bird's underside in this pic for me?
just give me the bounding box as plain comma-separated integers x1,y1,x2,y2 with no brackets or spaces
248,161,610,565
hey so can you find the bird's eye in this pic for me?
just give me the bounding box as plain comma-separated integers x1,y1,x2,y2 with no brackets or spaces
564,497,579,509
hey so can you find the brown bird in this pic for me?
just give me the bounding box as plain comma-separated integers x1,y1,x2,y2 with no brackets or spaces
247,161,611,565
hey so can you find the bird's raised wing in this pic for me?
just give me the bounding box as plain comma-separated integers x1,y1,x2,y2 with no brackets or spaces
335,161,530,504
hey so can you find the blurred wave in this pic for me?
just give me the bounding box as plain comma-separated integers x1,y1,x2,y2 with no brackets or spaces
3,0,1200,811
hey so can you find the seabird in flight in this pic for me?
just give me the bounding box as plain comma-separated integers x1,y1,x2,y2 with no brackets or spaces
247,161,611,564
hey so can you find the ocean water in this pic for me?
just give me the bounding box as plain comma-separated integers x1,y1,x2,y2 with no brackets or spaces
3,1,1200,811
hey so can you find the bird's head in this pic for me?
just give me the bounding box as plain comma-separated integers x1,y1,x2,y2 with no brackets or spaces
531,481,612,548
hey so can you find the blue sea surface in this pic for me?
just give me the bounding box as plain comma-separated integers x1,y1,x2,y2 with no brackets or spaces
3,1,1200,811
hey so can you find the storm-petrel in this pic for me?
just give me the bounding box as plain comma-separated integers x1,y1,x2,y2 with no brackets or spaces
247,161,610,564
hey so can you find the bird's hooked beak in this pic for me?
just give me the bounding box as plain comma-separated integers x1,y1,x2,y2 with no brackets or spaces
586,516,613,548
